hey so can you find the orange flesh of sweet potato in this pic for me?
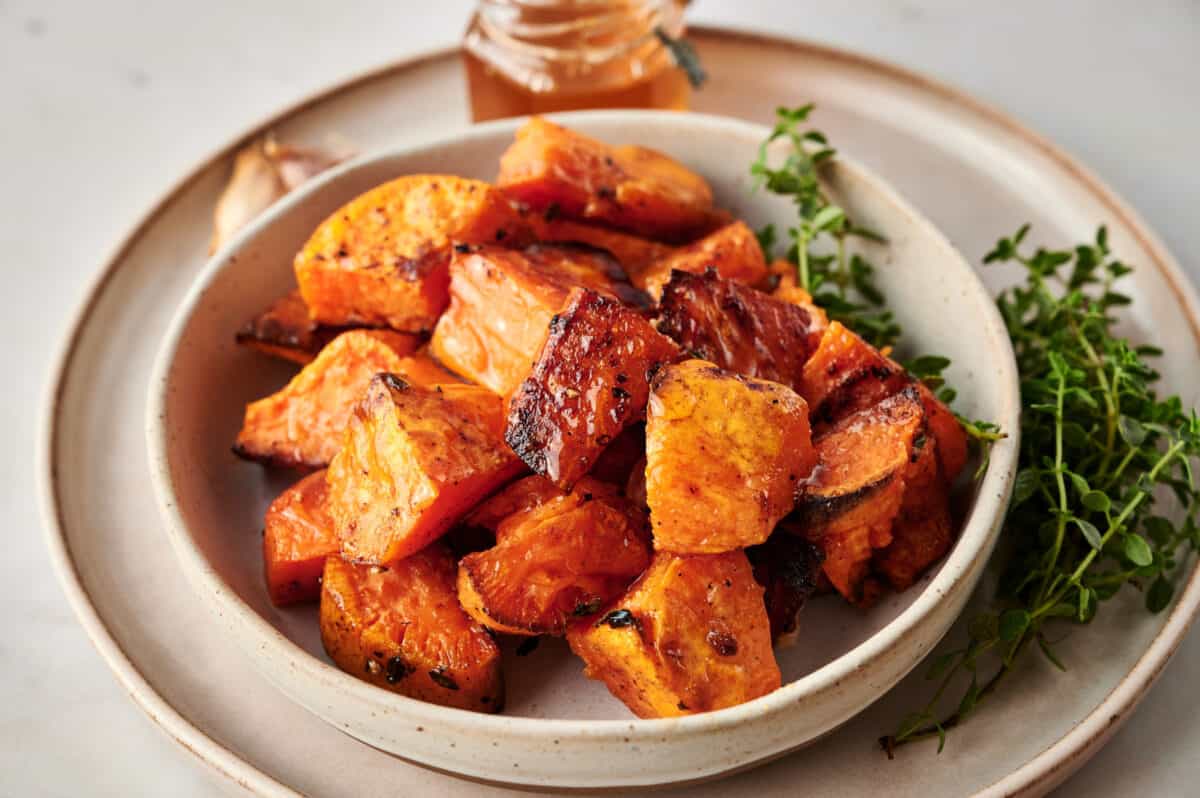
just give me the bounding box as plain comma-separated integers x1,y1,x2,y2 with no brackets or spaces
874,430,954,591
793,387,926,604
295,174,533,332
917,383,969,484
328,375,525,564
633,221,768,299
505,288,681,490
430,244,644,398
461,474,575,534
320,547,503,712
389,348,466,387
656,268,820,391
531,217,674,281
497,117,716,242
747,533,824,644
234,329,421,468
646,359,816,553
263,470,338,606
235,289,355,365
457,477,651,635
799,321,911,428
566,551,780,718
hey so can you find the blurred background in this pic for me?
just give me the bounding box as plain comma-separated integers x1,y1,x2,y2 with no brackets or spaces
2,1,1197,795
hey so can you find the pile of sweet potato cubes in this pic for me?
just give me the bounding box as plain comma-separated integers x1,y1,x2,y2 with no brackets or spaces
233,118,967,718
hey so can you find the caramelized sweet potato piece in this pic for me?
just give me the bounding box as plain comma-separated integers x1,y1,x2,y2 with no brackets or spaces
633,221,768,299
874,431,954,591
506,289,680,489
793,387,926,604
235,290,353,365
457,477,651,635
234,329,421,468
656,269,820,391
497,117,716,242
320,547,503,712
430,244,644,397
567,551,780,718
764,259,829,345
389,348,466,387
747,533,824,644
917,383,969,484
263,470,338,606
799,321,910,428
295,175,533,332
646,359,816,553
532,217,674,280
461,475,571,534
328,375,525,564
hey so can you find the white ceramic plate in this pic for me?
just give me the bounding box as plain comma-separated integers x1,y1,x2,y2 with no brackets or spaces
146,110,1019,789
40,29,1200,797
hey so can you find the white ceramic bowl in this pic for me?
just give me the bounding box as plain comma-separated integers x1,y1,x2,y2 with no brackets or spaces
147,111,1020,790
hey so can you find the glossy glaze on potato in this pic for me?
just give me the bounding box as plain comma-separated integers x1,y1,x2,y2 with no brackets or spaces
430,244,644,397
917,382,969,484
794,387,927,605
764,259,829,347
505,288,680,489
567,551,780,718
497,117,716,242
320,548,503,712
799,321,910,428
235,289,354,365
295,174,533,331
262,470,338,606
633,221,768,299
327,375,525,564
646,360,816,553
234,329,421,468
457,477,651,636
656,268,820,391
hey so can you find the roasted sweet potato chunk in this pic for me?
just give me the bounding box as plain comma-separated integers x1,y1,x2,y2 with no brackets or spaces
792,387,926,604
506,288,680,489
799,321,910,428
567,551,780,717
532,217,674,280
234,329,421,468
588,424,646,487
295,175,533,332
645,360,816,553
263,470,338,606
430,244,644,397
747,533,824,644
656,269,820,390
874,430,954,591
918,383,969,484
235,290,355,365
633,221,768,299
328,376,523,564
457,477,651,636
320,547,503,712
497,117,715,242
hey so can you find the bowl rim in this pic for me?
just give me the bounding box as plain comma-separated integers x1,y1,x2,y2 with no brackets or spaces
145,108,1021,740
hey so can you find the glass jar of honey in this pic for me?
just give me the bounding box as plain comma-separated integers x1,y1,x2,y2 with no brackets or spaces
463,0,692,122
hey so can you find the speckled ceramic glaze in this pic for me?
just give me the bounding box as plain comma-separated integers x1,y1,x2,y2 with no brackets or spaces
144,111,1019,789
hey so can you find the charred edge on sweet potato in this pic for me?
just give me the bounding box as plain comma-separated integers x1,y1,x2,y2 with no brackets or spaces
748,534,824,642
505,288,681,489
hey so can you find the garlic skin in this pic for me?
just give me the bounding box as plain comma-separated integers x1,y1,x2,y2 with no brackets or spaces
209,136,348,253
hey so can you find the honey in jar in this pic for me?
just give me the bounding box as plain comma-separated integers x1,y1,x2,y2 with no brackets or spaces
463,0,692,122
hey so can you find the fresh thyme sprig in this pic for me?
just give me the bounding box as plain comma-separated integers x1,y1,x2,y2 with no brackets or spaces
881,225,1200,756
753,105,899,349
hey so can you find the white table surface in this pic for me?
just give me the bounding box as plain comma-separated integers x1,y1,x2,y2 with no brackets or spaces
3,1,1197,795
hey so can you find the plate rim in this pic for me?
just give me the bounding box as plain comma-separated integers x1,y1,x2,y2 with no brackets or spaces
37,26,1200,798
